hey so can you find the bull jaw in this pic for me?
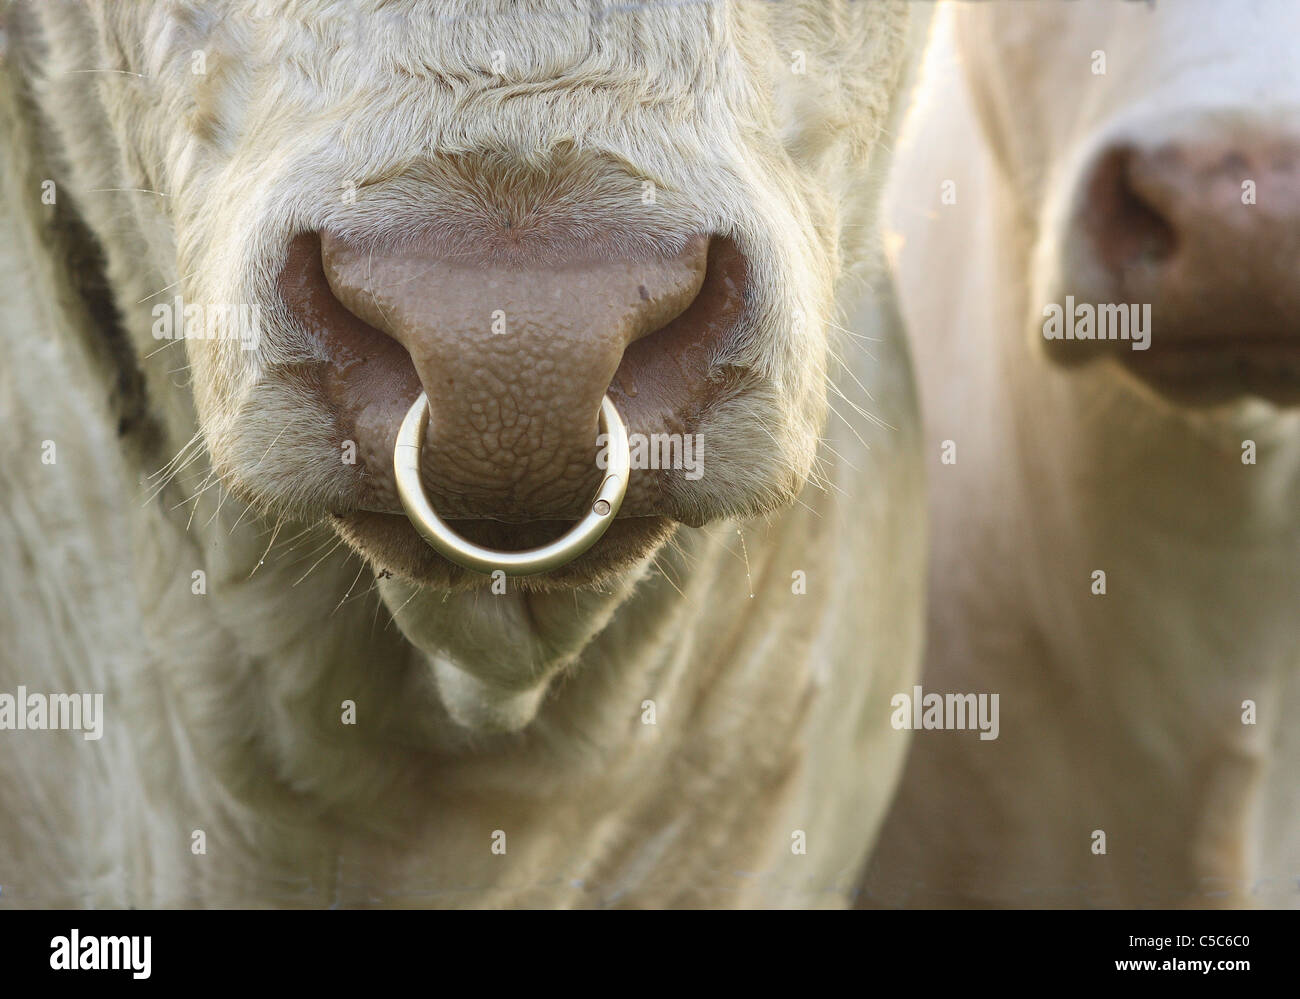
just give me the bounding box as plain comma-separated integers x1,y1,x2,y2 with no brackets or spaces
375,568,645,733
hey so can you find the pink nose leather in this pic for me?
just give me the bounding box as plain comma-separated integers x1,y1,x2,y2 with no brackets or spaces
320,233,708,519
1083,134,1300,333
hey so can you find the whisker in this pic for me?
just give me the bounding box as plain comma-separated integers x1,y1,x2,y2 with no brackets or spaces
829,379,893,433
332,561,370,615
87,187,168,197
292,537,345,587
144,337,186,359
825,398,871,453
249,517,286,578
826,318,882,344
135,273,192,305
66,69,144,77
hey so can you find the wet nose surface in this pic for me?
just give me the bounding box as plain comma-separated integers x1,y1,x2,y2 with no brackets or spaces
319,232,708,517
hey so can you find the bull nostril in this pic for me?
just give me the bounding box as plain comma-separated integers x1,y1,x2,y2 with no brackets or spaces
1083,148,1178,276
613,236,746,402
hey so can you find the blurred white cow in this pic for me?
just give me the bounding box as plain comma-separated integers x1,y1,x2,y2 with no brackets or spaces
865,0,1300,908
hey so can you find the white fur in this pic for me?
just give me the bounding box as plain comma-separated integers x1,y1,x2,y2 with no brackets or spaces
0,0,926,907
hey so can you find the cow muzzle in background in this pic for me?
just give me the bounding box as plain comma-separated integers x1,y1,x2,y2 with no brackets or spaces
1053,116,1300,406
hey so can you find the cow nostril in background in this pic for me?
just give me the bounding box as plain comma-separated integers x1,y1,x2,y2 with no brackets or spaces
1083,148,1178,275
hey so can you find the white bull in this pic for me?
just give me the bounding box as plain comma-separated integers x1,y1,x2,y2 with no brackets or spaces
0,0,927,907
